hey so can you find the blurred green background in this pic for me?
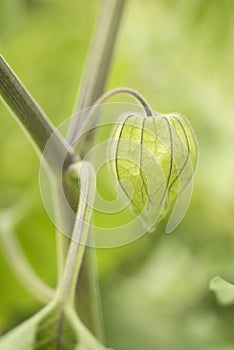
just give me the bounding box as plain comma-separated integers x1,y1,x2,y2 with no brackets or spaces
0,0,234,349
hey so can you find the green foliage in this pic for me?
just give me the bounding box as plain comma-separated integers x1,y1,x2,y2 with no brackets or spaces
0,301,110,350
210,276,234,306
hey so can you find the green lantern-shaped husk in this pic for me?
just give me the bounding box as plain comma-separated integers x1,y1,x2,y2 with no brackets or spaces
110,111,198,232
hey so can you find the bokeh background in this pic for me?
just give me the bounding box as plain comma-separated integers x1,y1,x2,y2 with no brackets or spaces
0,0,234,349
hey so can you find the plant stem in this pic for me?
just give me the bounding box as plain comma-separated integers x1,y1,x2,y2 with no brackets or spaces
93,87,153,116
71,87,153,152
80,87,153,134
58,161,96,306
0,192,55,303
67,0,126,145
65,0,126,342
0,56,73,171
0,224,55,303
66,307,108,350
0,56,76,312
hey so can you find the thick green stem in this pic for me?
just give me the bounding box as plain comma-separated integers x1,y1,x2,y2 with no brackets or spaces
0,56,77,313
0,56,73,171
67,0,126,145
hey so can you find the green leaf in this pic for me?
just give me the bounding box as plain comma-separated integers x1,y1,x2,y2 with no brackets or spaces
0,302,77,350
0,315,37,350
0,301,110,350
209,276,234,306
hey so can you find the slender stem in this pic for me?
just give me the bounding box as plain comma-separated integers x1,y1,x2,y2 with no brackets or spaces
67,0,126,145
80,248,105,342
0,189,36,227
58,161,96,306
55,229,68,283
0,192,55,303
66,307,108,350
0,56,74,171
71,87,153,154
0,223,55,303
92,87,153,116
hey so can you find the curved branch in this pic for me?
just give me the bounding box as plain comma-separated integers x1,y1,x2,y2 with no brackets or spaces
58,161,96,306
0,223,55,303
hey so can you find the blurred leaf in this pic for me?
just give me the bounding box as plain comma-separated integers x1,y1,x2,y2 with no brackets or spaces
0,302,76,350
0,300,110,350
210,276,234,306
